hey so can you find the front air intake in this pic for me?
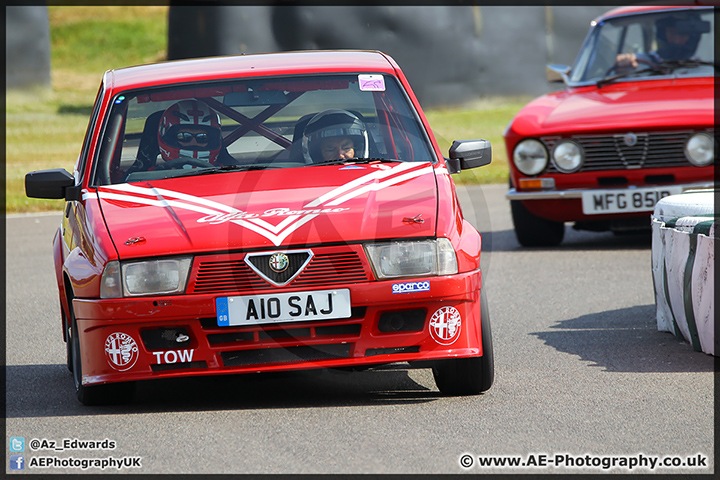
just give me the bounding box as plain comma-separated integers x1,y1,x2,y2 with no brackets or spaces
377,309,426,333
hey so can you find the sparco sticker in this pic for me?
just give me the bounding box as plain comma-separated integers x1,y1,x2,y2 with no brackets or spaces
429,306,462,345
104,332,139,371
392,281,430,294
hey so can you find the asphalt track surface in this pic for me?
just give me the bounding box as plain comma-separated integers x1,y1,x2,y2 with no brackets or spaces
5,184,715,475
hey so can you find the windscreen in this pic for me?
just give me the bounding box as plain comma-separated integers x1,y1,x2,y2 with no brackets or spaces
92,74,437,186
569,8,714,84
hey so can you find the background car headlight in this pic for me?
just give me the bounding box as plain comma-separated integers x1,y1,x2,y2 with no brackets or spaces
685,132,715,166
365,238,458,279
552,140,584,173
121,257,192,297
513,139,548,175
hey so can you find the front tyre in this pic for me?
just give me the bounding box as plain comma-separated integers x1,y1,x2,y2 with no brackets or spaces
432,289,494,395
70,314,134,406
510,199,565,247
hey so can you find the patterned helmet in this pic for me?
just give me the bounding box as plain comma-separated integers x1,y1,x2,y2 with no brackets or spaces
301,109,368,163
157,100,222,164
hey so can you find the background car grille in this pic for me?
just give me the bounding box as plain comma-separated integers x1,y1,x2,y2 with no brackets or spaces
542,130,711,172
188,246,372,294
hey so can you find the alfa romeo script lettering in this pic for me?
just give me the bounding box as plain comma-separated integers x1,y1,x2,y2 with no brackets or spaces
98,163,433,246
104,332,139,371
429,306,462,345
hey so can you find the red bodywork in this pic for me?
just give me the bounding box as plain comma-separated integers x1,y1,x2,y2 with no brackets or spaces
505,5,715,226
52,51,486,387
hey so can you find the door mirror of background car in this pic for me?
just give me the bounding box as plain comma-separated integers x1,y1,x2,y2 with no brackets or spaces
546,64,571,84
446,139,492,174
25,168,80,201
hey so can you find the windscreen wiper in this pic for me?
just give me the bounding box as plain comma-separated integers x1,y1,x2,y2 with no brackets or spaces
654,59,718,71
597,59,717,88
309,157,399,166
172,164,277,177
596,65,662,88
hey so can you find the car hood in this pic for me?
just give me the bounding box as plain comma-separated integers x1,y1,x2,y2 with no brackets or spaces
96,162,438,259
511,78,714,134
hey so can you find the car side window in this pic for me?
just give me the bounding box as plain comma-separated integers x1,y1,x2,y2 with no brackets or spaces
694,11,714,62
579,27,620,81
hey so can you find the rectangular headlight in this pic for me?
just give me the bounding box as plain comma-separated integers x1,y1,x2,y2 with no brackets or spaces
365,238,458,280
121,257,192,297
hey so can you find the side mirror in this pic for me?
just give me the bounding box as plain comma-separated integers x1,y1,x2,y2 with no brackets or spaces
446,139,492,174
546,64,571,84
25,169,80,200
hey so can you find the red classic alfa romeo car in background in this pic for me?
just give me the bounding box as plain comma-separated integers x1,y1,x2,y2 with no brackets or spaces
505,4,715,246
26,50,494,405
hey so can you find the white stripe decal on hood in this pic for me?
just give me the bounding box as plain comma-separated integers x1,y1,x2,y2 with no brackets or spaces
97,163,432,246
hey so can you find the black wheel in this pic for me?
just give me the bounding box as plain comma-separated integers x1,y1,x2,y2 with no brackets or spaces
510,199,564,247
432,289,494,395
70,313,134,406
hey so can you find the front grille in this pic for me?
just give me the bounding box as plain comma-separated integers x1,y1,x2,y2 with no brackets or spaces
542,130,710,173
245,251,311,285
202,313,364,346
188,246,372,295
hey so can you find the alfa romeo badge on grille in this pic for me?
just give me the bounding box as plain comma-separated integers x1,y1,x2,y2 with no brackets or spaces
269,252,289,273
623,132,637,147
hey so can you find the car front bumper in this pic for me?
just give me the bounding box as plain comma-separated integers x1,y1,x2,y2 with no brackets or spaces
506,181,714,201
506,181,714,222
72,270,484,386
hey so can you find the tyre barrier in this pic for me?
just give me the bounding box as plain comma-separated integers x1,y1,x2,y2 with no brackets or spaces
651,189,715,356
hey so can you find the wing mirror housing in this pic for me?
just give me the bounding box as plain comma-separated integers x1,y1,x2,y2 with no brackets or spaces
25,169,80,200
547,64,571,84
446,139,492,174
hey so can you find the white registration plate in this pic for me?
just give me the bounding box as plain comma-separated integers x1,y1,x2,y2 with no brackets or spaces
216,289,351,326
581,186,682,215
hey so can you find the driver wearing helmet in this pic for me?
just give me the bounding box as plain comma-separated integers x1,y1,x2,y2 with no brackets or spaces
157,99,223,167
615,12,706,70
301,109,369,163
654,14,704,61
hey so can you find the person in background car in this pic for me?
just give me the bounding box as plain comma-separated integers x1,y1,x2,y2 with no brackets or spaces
614,13,706,71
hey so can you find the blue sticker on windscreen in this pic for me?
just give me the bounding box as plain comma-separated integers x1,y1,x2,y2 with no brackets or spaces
392,281,430,294
216,297,229,326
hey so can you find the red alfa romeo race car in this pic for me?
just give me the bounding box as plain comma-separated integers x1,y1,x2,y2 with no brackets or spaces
26,50,494,405
505,3,715,246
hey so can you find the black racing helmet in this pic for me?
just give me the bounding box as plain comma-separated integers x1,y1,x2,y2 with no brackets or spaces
301,109,369,163
655,11,708,61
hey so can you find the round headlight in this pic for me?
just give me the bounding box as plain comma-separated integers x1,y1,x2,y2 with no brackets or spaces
513,139,548,176
685,132,715,166
552,140,584,173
